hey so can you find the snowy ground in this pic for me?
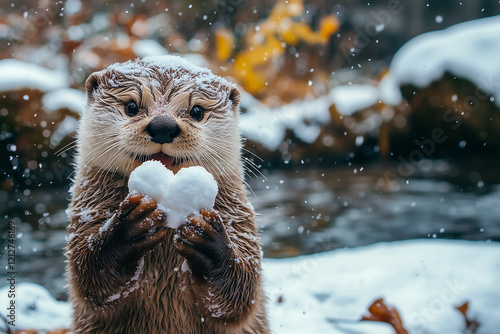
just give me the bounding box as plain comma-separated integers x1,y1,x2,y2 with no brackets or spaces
265,239,500,334
1,239,498,333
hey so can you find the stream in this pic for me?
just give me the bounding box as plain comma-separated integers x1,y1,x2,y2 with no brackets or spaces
1,164,499,300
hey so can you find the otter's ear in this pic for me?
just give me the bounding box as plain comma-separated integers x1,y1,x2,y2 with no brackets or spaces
229,87,241,113
85,72,102,103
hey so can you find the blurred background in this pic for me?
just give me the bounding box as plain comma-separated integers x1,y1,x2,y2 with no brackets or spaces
1,0,500,300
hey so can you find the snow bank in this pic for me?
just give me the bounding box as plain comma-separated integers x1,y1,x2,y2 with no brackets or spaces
128,163,218,228
0,59,68,92
1,240,498,333
380,15,500,106
239,92,331,151
331,84,379,116
265,239,500,334
50,116,79,147
42,88,86,114
132,39,168,57
0,283,72,332
239,84,380,150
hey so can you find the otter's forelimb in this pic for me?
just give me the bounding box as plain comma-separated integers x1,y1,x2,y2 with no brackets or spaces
67,193,169,306
175,209,263,328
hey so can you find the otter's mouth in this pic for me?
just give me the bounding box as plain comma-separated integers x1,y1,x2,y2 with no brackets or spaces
137,153,187,168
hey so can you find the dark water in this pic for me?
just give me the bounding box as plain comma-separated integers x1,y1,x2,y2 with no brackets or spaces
254,167,500,257
1,165,499,299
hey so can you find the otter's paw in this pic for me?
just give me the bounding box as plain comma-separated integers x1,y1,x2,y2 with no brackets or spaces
116,193,169,254
174,209,230,279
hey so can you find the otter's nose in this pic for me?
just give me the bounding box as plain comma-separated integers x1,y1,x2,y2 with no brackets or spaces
146,115,181,144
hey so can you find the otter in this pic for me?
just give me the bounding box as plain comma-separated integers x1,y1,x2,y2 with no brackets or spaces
65,56,269,333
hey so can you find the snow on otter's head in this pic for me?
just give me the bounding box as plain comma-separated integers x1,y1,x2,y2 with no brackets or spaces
77,55,242,181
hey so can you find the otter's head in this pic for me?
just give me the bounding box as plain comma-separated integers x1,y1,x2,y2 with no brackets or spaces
78,56,242,183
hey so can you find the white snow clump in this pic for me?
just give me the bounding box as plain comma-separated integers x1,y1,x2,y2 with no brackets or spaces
160,166,219,228
128,160,174,203
128,162,218,228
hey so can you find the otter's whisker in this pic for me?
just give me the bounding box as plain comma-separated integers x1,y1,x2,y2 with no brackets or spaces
242,147,264,162
56,140,78,156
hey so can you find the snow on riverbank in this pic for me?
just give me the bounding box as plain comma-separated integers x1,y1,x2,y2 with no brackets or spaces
0,283,72,331
380,15,500,106
1,239,498,333
0,59,68,93
266,239,500,334
42,88,86,115
239,91,332,151
239,84,380,151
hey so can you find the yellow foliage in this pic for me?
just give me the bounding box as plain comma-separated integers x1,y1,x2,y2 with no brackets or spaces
214,28,235,62
234,36,285,93
319,15,340,42
219,0,340,94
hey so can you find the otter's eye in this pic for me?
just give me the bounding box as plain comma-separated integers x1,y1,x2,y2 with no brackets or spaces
125,101,139,117
190,105,205,122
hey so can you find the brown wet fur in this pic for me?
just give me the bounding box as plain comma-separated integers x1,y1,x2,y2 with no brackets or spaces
66,57,269,333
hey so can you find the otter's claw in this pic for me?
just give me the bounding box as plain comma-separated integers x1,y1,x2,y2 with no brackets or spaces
116,193,168,254
174,209,230,279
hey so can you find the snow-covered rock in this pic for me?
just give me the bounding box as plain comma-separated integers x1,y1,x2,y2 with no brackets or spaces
239,91,332,151
379,15,500,106
42,88,86,114
331,84,380,116
50,116,79,147
132,39,169,57
0,59,68,92
239,84,381,151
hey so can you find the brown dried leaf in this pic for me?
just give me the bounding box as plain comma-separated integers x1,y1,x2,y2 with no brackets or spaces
361,298,409,334
456,301,469,315
456,301,479,334
11,329,68,334
48,329,69,334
